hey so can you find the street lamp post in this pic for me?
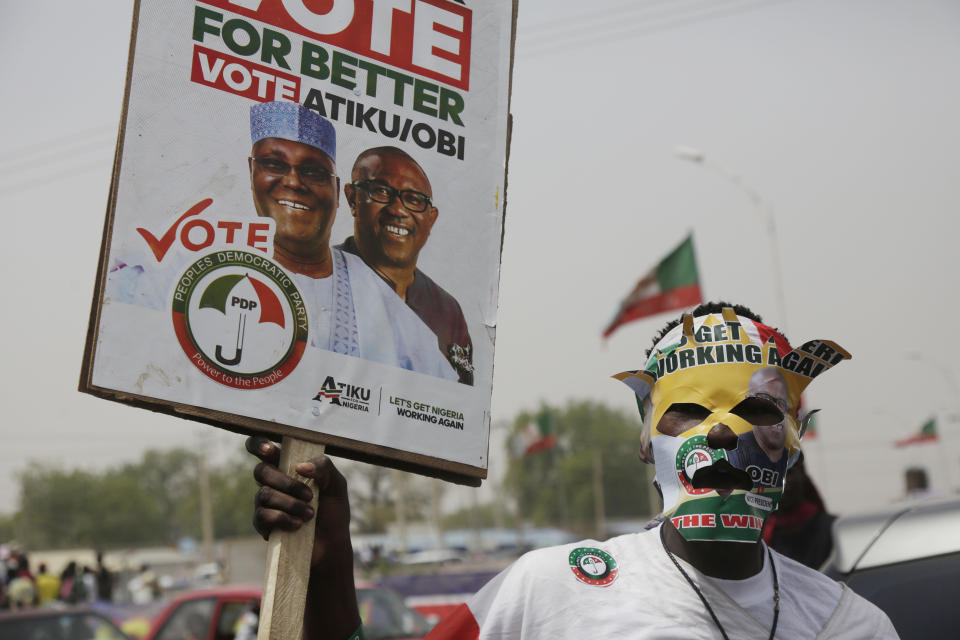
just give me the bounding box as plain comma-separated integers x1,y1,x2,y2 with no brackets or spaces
905,351,960,420
674,146,790,332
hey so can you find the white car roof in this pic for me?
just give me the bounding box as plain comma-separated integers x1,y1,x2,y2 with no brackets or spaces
832,495,960,573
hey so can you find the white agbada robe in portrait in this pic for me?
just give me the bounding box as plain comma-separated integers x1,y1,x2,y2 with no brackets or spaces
426,526,899,640
293,248,456,379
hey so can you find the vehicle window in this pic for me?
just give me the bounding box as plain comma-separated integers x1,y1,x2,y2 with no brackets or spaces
214,600,259,640
0,618,58,640
79,613,129,640
358,588,432,640
155,598,216,640
0,612,128,640
846,552,960,640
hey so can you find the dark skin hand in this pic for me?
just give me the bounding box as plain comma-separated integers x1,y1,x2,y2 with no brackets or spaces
246,436,360,640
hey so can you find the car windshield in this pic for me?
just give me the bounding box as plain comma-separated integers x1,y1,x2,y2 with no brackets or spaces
357,587,433,640
0,612,130,640
844,552,960,640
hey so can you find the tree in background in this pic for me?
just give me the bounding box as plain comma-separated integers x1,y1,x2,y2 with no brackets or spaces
443,501,515,530
505,401,653,536
6,402,656,549
346,464,395,534
0,512,17,542
342,463,432,534
6,445,433,549
11,446,257,549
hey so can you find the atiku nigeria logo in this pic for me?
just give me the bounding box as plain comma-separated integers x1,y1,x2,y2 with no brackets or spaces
172,251,307,389
313,376,372,412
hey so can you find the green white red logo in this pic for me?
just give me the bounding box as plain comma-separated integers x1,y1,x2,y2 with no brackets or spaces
172,251,307,389
676,436,726,496
568,547,618,587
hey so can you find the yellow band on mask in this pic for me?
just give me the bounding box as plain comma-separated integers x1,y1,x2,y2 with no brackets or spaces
615,307,849,459
614,307,848,541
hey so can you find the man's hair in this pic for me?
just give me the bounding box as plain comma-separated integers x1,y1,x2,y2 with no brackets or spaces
352,146,426,181
645,301,784,358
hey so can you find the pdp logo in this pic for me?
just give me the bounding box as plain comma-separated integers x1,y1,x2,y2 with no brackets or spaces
676,436,726,496
172,251,308,389
568,547,618,587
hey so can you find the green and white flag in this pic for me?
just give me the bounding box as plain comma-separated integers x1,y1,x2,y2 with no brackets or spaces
603,234,701,338
511,412,557,457
895,418,938,447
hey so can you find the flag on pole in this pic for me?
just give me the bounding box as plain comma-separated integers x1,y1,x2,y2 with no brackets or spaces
895,418,938,447
602,234,702,338
511,412,557,457
801,410,818,441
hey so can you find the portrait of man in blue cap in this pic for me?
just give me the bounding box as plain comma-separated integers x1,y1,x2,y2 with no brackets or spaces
248,101,456,380
249,101,340,279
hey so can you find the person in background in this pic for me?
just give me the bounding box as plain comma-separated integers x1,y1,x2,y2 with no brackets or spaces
7,568,35,610
762,454,836,569
903,466,939,500
95,551,114,602
35,563,61,606
59,561,86,604
128,564,160,605
81,566,97,603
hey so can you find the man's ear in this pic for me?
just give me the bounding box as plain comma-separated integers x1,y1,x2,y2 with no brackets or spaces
637,397,654,463
424,204,439,230
343,181,356,215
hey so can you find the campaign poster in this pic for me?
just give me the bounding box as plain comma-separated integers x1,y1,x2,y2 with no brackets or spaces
81,0,516,484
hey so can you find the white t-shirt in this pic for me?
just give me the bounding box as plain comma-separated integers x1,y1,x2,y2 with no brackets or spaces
425,527,899,639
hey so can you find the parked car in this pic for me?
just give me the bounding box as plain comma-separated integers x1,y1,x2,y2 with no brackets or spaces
143,584,259,640
379,570,501,624
0,606,132,640
142,581,431,640
823,495,960,640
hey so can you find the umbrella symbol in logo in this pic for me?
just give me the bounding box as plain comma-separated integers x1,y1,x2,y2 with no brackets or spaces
198,274,286,366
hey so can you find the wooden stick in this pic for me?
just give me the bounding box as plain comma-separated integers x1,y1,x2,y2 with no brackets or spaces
258,437,325,640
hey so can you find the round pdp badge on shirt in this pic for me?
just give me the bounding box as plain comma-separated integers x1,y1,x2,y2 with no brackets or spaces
568,547,619,587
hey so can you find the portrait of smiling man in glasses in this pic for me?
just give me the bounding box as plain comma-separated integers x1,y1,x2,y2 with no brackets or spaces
339,147,475,385
246,102,457,381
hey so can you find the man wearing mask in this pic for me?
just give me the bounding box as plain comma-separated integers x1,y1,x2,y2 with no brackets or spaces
248,302,897,639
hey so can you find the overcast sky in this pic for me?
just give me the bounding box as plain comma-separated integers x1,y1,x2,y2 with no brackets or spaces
2,0,959,517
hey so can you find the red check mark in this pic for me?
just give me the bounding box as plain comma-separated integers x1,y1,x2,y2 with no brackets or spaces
136,198,213,262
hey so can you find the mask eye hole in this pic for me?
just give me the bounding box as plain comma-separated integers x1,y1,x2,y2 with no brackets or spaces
731,396,784,426
657,403,712,436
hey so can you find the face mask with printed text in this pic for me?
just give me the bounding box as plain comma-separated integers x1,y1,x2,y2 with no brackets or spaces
615,307,849,542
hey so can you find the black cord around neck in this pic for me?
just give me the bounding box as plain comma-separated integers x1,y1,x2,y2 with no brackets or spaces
659,524,780,640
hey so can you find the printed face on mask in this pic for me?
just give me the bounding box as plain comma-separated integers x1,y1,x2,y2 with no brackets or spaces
650,367,795,543
657,389,786,492
615,308,850,543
